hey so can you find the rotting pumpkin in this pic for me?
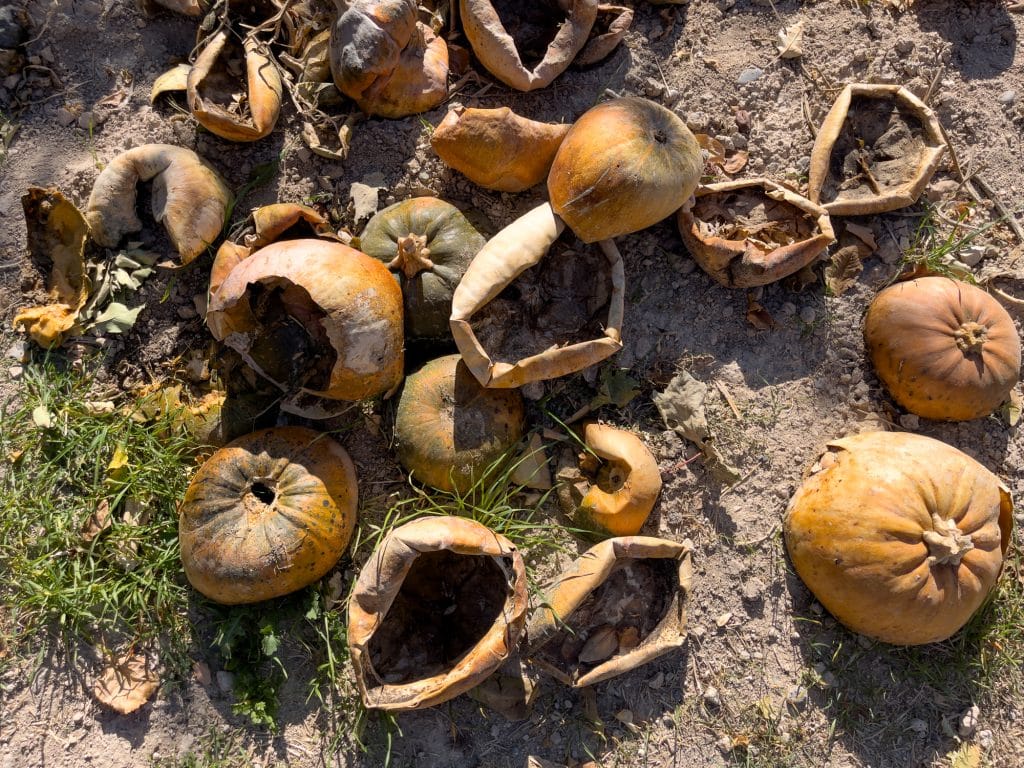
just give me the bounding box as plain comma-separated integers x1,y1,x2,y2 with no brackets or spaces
179,426,358,605
864,276,1021,421
784,431,1013,645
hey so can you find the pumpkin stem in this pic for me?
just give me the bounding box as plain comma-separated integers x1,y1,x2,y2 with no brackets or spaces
388,234,434,279
923,513,974,568
954,321,988,356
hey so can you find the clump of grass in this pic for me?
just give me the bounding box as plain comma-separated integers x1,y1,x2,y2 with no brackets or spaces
0,356,201,670
898,199,1003,283
150,727,251,768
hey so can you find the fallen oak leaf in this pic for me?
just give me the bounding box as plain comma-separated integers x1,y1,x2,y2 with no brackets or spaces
824,246,864,296
745,293,777,330
93,652,160,714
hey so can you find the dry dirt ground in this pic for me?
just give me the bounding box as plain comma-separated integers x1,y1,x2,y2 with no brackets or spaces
2,0,1024,767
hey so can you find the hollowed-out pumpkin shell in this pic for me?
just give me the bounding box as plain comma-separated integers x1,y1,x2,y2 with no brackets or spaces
206,238,404,413
358,198,485,341
864,277,1021,421
394,354,525,492
329,0,448,118
784,431,1013,645
548,97,702,243
179,426,358,604
808,83,946,216
528,536,693,687
677,178,835,288
556,423,662,537
348,515,527,710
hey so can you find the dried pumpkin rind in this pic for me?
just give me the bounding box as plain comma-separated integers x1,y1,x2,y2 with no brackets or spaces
677,178,836,288
348,515,527,710
431,106,571,193
187,31,283,142
394,354,525,492
528,537,693,687
84,144,231,267
807,83,946,216
449,202,624,388
179,426,358,604
864,277,1021,421
329,0,448,118
459,0,597,91
784,431,1013,645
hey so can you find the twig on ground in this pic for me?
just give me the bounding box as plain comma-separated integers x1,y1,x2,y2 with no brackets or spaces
971,175,1024,243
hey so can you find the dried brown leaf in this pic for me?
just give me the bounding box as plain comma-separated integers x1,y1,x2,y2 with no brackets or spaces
745,294,777,330
824,245,864,296
844,221,877,251
722,150,749,175
93,653,160,714
81,499,112,543
777,21,804,59
578,626,619,663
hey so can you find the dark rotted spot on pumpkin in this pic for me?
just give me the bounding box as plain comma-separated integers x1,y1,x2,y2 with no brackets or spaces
539,557,677,676
250,481,276,505
367,551,512,685
654,129,667,144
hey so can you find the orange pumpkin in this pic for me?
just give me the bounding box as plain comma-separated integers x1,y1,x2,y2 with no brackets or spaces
394,354,525,492
547,97,702,243
179,427,358,604
784,431,1013,645
864,277,1021,421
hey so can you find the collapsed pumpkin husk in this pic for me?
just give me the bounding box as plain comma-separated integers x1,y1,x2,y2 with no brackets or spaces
12,187,91,347
450,202,624,388
394,354,525,493
330,0,448,118
358,197,485,341
677,178,835,288
187,30,283,142
807,83,946,215
85,144,231,267
864,276,1021,421
528,537,693,687
179,426,358,605
784,431,1013,645
348,515,527,711
206,238,404,416
556,423,662,538
431,106,571,193
548,97,702,243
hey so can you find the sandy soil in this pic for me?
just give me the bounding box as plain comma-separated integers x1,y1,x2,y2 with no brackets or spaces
1,1,1023,767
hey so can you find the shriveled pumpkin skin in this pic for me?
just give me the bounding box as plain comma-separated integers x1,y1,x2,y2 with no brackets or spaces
394,354,525,492
179,427,358,605
784,431,1013,645
358,198,485,341
864,277,1021,421
547,97,702,243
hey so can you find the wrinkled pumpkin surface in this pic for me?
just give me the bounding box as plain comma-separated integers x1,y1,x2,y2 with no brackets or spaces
179,426,358,605
784,431,1012,645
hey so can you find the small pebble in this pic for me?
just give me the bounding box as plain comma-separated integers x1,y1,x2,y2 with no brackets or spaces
958,704,980,737
176,306,197,320
215,670,234,693
737,67,764,85
997,90,1016,106
978,729,994,750
703,686,722,709
786,685,808,710
799,306,816,325
71,710,86,726
909,718,928,734
898,414,920,430
715,734,733,753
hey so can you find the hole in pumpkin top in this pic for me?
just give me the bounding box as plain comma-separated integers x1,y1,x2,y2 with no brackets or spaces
539,557,676,677
249,481,276,505
470,233,612,368
367,550,512,685
243,278,337,394
823,95,929,206
490,0,564,68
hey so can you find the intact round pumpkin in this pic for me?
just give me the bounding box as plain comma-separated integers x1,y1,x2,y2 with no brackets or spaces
547,97,702,243
358,198,485,341
864,277,1021,421
784,431,1013,645
206,238,404,408
179,427,358,604
394,354,525,492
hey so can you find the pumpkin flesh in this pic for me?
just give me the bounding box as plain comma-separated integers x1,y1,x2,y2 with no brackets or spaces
784,431,1012,645
179,427,358,605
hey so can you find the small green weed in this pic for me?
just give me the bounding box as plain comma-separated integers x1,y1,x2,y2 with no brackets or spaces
0,355,201,670
898,200,1003,283
150,728,251,768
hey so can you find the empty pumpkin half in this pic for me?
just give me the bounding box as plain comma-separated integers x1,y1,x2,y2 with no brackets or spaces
179,426,358,604
784,431,1013,645
864,276,1021,421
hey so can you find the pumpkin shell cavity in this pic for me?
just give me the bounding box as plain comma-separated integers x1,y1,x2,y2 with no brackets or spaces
548,97,702,243
359,197,485,341
864,276,1021,421
394,354,525,493
784,431,1013,645
348,516,527,710
178,426,358,605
